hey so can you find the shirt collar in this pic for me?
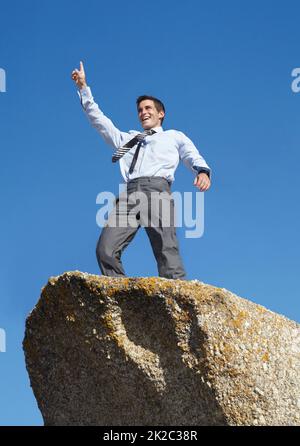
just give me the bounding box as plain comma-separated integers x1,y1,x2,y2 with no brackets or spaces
139,126,163,133
152,126,163,133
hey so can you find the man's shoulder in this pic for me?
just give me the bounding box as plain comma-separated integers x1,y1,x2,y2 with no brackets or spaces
163,129,185,136
163,129,188,141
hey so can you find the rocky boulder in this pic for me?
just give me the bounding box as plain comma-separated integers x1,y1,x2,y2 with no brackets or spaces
23,271,300,425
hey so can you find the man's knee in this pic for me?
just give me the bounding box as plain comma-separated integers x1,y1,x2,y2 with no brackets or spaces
96,233,113,264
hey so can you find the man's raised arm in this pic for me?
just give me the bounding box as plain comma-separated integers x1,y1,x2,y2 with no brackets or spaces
71,61,133,149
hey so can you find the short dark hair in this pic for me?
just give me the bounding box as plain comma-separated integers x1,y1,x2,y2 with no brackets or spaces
136,95,166,125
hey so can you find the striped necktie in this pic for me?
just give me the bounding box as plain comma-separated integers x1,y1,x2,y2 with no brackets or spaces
112,129,156,163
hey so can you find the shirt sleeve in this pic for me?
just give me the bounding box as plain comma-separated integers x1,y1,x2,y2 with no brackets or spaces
78,86,134,149
177,131,212,179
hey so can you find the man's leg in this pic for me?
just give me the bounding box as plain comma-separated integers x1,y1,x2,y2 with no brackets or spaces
144,188,186,280
145,227,186,280
96,194,140,277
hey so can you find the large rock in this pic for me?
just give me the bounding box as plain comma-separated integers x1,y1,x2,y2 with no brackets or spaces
23,271,300,426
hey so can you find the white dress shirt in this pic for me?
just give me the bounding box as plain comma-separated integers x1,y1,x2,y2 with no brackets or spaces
78,86,211,184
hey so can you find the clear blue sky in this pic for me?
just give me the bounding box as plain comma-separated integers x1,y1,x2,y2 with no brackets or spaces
0,0,299,426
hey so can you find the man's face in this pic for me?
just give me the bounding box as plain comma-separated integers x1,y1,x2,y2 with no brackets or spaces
138,100,165,130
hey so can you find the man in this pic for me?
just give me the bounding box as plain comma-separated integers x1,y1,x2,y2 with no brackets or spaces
71,61,211,280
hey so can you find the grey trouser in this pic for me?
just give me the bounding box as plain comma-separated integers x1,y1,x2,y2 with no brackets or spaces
96,176,186,279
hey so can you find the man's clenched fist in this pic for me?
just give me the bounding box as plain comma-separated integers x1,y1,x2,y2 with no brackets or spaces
193,172,211,192
71,61,87,90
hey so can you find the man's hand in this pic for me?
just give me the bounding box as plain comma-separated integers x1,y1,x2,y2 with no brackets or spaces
71,61,87,90
193,172,211,191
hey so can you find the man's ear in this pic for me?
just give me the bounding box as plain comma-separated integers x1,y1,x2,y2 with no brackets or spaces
159,111,165,122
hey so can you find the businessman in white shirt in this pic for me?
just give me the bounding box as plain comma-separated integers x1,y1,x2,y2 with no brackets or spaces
72,61,211,279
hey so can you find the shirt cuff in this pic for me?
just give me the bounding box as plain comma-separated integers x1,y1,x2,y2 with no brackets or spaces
193,166,211,179
80,85,91,95
77,86,92,108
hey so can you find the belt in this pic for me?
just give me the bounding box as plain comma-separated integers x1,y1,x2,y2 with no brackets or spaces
127,176,172,187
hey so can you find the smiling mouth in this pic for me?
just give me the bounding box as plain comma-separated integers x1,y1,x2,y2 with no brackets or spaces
142,116,151,122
